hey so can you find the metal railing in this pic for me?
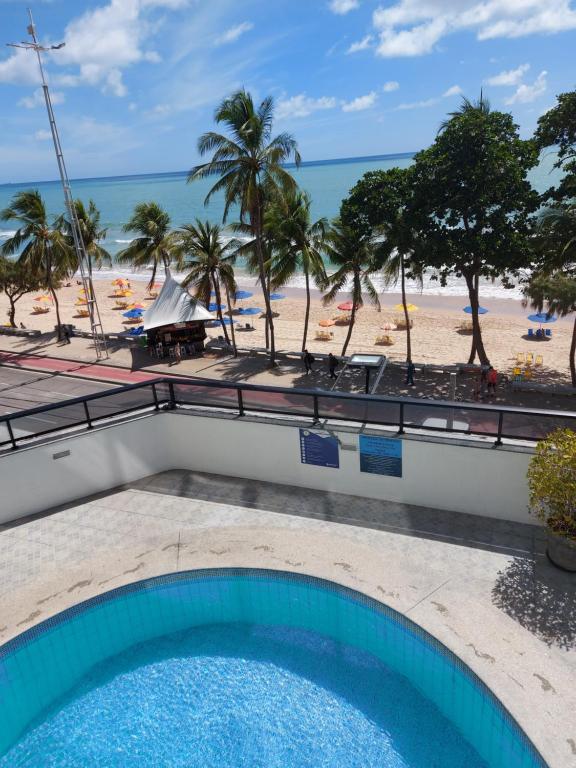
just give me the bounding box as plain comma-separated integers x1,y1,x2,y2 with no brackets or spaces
0,376,574,452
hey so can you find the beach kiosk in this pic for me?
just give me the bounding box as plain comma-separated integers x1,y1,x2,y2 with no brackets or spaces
143,272,215,355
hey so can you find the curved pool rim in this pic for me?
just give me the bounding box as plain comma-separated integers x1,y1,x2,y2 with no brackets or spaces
0,567,549,767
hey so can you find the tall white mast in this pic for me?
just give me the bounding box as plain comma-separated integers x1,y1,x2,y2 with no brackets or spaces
7,9,108,359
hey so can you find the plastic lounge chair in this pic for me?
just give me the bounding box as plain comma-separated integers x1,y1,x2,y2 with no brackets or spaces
535,355,543,366
516,352,525,364
528,328,534,337
545,328,552,337
526,352,533,365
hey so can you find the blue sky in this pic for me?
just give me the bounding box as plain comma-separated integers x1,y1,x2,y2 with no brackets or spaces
1,0,575,183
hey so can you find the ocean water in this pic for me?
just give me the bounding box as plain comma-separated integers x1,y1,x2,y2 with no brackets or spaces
0,151,561,299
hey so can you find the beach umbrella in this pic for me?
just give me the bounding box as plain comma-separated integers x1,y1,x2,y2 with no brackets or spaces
208,302,226,312
116,290,134,297
75,299,88,306
319,319,335,327
123,308,144,318
337,301,359,311
394,303,418,312
269,293,286,301
238,307,262,316
463,306,488,314
128,303,145,310
220,316,235,325
527,312,558,324
113,278,128,286
34,295,51,302
235,290,253,301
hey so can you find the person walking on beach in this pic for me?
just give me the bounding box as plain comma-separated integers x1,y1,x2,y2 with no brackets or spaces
405,361,415,387
173,342,182,365
487,366,498,398
303,349,315,375
328,353,339,379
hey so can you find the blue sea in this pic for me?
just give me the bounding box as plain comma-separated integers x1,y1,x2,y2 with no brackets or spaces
0,151,562,298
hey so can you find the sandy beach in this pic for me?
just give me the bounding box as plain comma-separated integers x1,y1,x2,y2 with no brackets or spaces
1,273,574,383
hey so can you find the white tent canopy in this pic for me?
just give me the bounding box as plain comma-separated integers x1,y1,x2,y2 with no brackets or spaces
143,272,214,332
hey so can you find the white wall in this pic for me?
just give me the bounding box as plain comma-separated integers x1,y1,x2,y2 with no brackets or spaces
0,411,534,525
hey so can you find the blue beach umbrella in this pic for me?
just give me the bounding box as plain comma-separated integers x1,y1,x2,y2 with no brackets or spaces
208,302,226,312
220,316,235,325
463,306,488,315
123,308,144,318
269,293,286,301
527,312,558,324
235,290,253,301
238,307,263,316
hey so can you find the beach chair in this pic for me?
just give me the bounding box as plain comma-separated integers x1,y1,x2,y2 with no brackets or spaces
526,352,533,365
375,334,394,346
528,328,534,337
535,355,543,366
545,328,552,337
516,352,525,364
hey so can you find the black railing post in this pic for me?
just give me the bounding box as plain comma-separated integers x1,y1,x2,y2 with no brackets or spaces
83,401,93,429
313,394,320,424
495,411,504,446
168,381,176,410
398,402,405,435
152,382,160,411
237,388,244,416
6,419,17,450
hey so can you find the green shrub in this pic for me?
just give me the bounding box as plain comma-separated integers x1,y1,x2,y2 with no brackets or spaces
529,428,576,539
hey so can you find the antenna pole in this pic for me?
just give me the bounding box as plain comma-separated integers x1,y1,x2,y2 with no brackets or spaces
9,10,108,358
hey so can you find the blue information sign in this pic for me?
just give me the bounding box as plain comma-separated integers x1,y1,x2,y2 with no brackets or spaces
299,429,339,469
359,435,402,477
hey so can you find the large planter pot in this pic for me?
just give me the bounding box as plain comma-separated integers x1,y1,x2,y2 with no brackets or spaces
546,530,576,572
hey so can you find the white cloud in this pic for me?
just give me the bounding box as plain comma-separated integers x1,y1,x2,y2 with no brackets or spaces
371,1,576,57
34,129,52,141
395,83,461,110
18,89,65,109
443,84,462,97
347,35,373,53
383,80,400,92
214,21,254,46
276,94,338,119
485,63,530,86
505,70,547,104
329,0,360,14
0,46,41,86
342,91,377,112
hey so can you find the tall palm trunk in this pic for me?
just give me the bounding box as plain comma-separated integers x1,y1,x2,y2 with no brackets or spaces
223,283,237,357
302,268,311,354
465,272,489,365
570,316,576,388
211,273,231,346
252,202,276,364
400,254,412,363
341,273,358,357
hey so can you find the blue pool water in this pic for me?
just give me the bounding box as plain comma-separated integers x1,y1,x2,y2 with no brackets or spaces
0,570,547,768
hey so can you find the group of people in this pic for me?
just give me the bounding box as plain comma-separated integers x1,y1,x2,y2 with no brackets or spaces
303,350,339,379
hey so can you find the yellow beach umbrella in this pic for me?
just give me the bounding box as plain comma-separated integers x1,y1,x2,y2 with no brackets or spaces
34,295,51,302
394,303,419,312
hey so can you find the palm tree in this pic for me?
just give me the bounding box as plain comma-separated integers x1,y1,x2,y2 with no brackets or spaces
117,202,177,289
176,220,239,355
1,190,75,338
323,220,380,357
266,190,328,353
70,199,111,275
188,89,301,365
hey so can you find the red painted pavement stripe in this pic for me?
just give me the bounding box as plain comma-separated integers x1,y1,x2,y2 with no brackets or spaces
0,352,159,384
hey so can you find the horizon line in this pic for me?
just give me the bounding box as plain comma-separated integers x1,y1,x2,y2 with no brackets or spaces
0,151,417,188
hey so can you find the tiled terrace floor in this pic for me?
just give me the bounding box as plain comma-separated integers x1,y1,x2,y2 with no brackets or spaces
0,470,574,767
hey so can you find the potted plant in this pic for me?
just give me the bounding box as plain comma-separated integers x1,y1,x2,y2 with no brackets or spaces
529,428,576,571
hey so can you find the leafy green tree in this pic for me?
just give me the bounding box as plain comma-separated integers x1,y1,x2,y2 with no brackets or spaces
0,190,75,338
535,89,576,203
266,190,328,353
410,96,539,364
323,220,380,357
0,256,41,327
64,199,111,275
188,89,300,365
117,202,177,290
341,167,421,363
177,220,239,355
529,428,576,539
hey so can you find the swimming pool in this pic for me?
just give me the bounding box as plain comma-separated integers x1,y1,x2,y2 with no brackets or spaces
0,569,547,767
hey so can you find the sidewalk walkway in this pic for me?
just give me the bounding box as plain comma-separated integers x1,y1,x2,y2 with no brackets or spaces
0,351,160,385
